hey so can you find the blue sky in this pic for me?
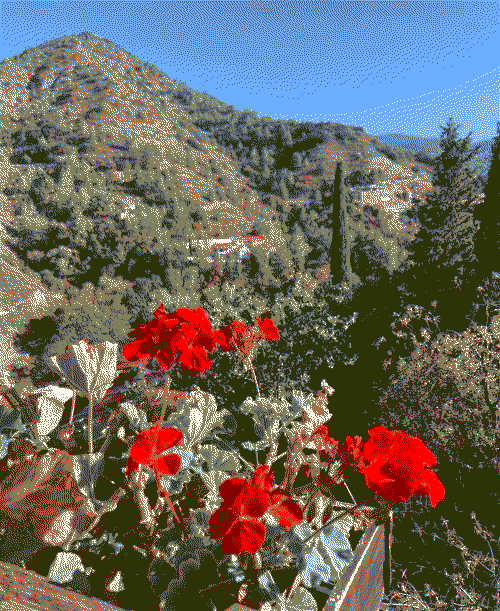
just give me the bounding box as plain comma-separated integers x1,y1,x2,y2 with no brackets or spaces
1,1,498,141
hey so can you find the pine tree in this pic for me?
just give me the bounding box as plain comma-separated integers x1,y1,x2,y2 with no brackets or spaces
474,122,500,278
404,118,483,310
329,162,352,290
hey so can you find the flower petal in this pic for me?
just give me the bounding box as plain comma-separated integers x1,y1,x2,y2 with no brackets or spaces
256,317,280,341
129,431,154,464
222,519,266,554
362,454,421,504
268,499,303,530
251,465,275,492
219,477,248,506
209,505,239,540
413,469,446,507
155,427,184,452
153,453,181,476
126,456,139,475
242,481,271,518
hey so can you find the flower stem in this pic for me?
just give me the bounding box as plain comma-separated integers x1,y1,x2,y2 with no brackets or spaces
88,394,94,454
246,357,261,400
68,393,76,425
151,374,171,453
344,480,357,504
301,496,374,546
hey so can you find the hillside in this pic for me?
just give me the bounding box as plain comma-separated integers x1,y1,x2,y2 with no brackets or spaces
0,32,437,369
0,32,434,240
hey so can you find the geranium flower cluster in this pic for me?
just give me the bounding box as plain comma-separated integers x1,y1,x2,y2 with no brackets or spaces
119,306,445,573
122,304,280,375
333,425,446,508
209,464,303,554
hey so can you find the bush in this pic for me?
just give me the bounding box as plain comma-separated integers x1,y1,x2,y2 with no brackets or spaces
371,312,499,608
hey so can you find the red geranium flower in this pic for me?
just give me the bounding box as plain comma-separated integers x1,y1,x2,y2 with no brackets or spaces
256,317,280,342
209,465,302,554
217,316,280,360
312,425,339,454
123,304,225,375
360,426,446,508
126,425,184,478
337,434,366,474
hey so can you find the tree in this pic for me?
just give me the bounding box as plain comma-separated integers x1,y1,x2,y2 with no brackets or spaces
329,162,352,291
402,118,483,321
474,122,500,278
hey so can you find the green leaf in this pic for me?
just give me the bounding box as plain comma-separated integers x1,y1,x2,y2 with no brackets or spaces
198,443,241,472
165,390,229,448
30,385,73,437
275,586,318,611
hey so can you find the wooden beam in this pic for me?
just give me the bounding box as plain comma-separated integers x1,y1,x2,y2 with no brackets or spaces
0,561,128,610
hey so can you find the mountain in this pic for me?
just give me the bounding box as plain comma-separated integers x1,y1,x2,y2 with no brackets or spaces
0,34,439,293
375,133,494,174
0,32,439,377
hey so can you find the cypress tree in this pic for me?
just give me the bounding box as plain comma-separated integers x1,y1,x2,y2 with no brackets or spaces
474,122,500,278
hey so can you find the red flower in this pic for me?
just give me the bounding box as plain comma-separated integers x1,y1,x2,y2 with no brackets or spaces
256,317,280,342
123,305,224,375
360,426,445,508
313,425,339,454
126,425,184,479
209,465,302,554
337,434,366,474
217,317,280,360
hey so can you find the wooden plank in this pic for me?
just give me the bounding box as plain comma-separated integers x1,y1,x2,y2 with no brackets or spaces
0,561,128,611
323,522,385,611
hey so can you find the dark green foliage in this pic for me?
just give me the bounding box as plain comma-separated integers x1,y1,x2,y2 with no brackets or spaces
400,118,483,327
474,122,500,279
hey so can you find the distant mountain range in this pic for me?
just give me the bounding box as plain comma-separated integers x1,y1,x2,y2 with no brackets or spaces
375,133,494,174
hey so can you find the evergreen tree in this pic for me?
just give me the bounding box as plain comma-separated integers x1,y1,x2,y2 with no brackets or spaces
474,122,500,278
402,118,483,316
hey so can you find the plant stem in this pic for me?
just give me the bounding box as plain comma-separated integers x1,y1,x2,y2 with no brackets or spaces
68,392,76,425
246,357,261,400
344,480,357,504
150,374,171,453
301,496,375,546
88,393,94,454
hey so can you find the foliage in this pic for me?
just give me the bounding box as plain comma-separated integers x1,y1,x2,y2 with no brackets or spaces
474,122,500,280
401,118,484,324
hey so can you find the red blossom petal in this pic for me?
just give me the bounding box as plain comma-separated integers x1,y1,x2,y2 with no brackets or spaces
177,344,212,375
269,487,289,506
251,465,275,492
154,427,184,452
268,499,303,530
122,338,154,364
126,456,139,475
129,431,154,464
256,317,280,341
209,505,239,540
219,477,248,506
362,454,422,504
153,453,181,476
413,469,446,508
222,519,266,554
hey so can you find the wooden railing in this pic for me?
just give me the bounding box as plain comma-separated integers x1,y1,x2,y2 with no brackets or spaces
0,560,128,610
